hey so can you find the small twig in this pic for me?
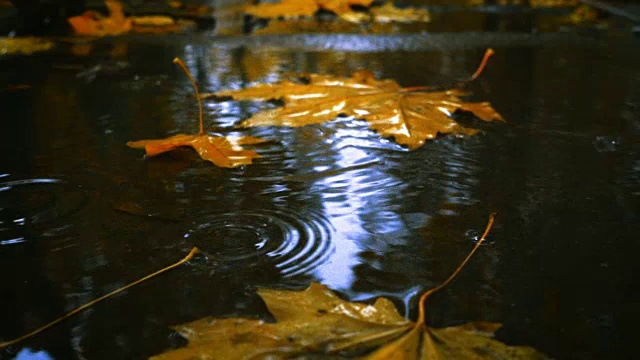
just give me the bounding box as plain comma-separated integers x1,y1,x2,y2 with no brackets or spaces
0,247,199,349
417,213,497,326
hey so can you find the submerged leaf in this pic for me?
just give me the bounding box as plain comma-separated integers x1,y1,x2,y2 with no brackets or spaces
371,2,430,23
207,69,503,150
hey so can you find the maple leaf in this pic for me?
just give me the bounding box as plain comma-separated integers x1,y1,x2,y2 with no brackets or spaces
127,58,265,168
371,2,430,23
68,0,132,36
244,0,319,19
0,37,54,55
151,214,549,359
245,0,427,23
205,50,502,150
318,0,375,22
130,16,197,34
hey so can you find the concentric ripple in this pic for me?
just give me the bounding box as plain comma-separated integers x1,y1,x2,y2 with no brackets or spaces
0,178,88,245
184,210,334,277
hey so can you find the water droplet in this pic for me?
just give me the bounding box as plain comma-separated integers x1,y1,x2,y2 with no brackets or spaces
593,136,621,152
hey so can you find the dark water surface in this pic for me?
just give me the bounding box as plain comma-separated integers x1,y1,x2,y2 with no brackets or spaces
2,21,640,360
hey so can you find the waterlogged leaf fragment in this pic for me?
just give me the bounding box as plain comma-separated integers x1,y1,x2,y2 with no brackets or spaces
127,134,264,168
208,70,503,150
68,0,132,36
371,2,430,23
0,37,54,55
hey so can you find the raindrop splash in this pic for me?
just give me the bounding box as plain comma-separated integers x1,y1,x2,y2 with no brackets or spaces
0,178,88,244
185,209,334,277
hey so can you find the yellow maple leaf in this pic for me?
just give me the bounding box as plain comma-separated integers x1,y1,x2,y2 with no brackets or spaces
0,37,54,55
205,51,502,150
151,214,549,359
244,0,319,19
245,0,423,23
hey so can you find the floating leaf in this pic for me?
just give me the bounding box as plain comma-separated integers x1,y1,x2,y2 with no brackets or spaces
245,0,429,23
131,16,197,33
127,133,266,168
253,18,363,34
68,0,132,36
529,0,577,7
318,0,374,22
152,214,549,359
0,37,54,55
371,2,430,23
206,50,502,150
245,0,319,19
127,58,265,168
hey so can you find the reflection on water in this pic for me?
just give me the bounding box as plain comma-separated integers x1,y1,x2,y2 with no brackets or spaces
14,348,53,360
0,29,639,359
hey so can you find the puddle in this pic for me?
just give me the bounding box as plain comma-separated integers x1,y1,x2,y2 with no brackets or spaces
1,6,639,359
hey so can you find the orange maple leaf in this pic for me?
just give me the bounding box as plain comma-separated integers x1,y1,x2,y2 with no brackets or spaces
68,0,132,36
127,59,265,168
245,0,375,22
207,50,502,150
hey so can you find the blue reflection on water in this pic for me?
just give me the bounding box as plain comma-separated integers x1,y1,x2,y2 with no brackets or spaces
14,348,53,360
0,237,25,245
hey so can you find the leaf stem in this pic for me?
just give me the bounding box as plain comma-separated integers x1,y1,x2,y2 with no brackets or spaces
417,213,497,327
173,58,205,135
400,48,494,94
0,247,200,350
399,85,437,93
470,48,495,81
